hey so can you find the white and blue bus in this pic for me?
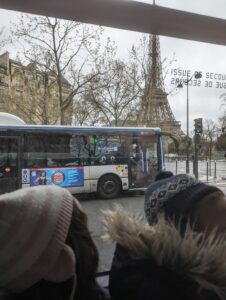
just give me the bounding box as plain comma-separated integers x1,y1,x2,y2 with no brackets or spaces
0,119,165,198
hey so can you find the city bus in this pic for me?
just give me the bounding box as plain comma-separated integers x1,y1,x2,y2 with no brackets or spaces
0,121,165,198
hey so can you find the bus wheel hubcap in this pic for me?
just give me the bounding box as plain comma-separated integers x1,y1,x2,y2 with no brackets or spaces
103,180,115,193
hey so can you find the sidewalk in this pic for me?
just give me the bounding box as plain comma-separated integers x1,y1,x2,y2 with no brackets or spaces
199,176,226,189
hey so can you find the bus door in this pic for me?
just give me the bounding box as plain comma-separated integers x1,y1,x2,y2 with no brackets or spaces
128,136,158,188
143,138,159,185
0,137,20,195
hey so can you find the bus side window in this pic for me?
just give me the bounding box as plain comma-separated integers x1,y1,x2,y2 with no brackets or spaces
24,134,90,168
24,136,48,168
70,135,90,166
90,135,126,165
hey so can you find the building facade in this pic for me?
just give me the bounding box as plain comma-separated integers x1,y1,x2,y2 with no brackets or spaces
0,52,72,125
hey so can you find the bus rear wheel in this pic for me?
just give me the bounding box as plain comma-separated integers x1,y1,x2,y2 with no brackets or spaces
97,174,121,199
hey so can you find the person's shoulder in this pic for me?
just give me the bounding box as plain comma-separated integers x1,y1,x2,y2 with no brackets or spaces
0,292,15,300
100,287,111,300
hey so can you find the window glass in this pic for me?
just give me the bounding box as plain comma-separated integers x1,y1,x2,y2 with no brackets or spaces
89,135,127,165
129,135,159,188
0,138,18,194
0,138,18,170
24,134,90,168
24,134,132,167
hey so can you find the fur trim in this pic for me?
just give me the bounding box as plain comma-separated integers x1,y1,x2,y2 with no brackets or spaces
102,206,226,299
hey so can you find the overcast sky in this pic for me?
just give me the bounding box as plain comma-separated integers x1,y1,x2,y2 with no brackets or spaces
0,0,226,132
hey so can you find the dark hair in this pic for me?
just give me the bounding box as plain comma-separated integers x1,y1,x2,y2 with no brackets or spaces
155,171,173,181
7,199,103,300
189,190,225,233
66,200,103,300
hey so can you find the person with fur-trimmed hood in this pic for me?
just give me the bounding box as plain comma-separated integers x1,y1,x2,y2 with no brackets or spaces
103,173,226,300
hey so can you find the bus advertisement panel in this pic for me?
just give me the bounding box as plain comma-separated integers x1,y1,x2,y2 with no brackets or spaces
28,167,84,187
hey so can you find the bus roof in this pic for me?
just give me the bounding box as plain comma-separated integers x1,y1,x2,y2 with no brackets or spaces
0,112,26,125
0,124,161,135
1,0,226,46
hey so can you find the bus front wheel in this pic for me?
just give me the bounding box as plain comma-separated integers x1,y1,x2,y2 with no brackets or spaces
97,174,121,199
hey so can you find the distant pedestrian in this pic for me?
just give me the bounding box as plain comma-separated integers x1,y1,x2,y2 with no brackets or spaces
155,170,173,181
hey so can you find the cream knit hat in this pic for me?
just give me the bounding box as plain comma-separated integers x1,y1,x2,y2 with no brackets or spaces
0,185,77,296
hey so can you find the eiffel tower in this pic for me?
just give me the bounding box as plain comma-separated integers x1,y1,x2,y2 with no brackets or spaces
138,33,182,136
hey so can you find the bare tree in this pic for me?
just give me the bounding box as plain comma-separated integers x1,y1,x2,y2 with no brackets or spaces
215,112,226,152
15,73,60,125
87,55,140,126
212,94,226,152
11,14,103,124
203,119,219,164
73,92,102,126
0,28,6,109
0,27,5,51
218,93,226,132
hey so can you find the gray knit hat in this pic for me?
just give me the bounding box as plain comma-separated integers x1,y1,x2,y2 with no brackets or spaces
0,185,78,297
145,174,221,225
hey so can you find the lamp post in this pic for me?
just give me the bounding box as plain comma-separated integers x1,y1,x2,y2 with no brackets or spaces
177,71,202,174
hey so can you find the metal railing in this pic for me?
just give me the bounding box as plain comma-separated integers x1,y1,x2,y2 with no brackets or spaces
166,159,219,182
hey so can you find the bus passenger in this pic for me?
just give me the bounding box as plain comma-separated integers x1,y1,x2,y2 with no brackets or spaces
0,186,108,300
104,173,226,300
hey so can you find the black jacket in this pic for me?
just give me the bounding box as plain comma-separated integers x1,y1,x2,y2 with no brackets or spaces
103,207,226,300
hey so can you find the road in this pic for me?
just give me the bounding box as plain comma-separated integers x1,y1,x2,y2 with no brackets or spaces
81,177,226,273
81,191,145,272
